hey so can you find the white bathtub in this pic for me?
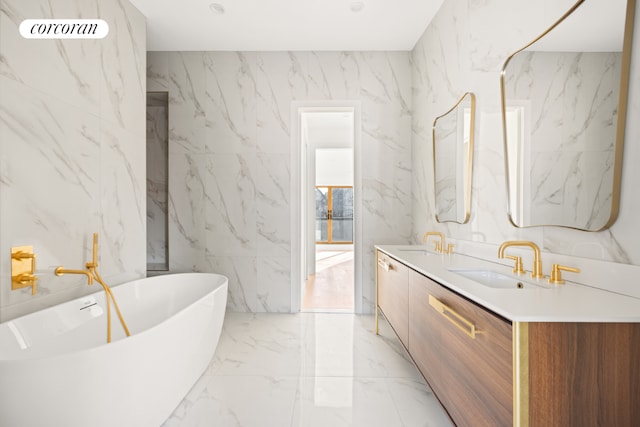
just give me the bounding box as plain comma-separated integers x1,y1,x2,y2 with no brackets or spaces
0,273,228,427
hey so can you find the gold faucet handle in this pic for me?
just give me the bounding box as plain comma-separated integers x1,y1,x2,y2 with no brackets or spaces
12,251,35,260
16,274,38,294
504,255,525,275
17,273,37,283
445,243,455,254
548,264,580,285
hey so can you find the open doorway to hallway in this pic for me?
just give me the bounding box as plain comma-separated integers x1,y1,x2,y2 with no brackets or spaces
300,111,355,313
302,249,354,311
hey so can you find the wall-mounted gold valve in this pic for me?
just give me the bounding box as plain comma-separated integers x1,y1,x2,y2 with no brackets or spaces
11,246,38,295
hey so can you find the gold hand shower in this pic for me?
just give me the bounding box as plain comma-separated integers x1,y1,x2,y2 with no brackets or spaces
55,233,130,343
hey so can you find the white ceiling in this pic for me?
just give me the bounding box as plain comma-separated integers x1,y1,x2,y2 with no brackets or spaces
129,0,445,51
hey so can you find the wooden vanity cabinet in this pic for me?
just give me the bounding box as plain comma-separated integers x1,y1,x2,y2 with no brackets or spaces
376,251,409,347
527,322,640,426
409,270,513,427
376,249,640,426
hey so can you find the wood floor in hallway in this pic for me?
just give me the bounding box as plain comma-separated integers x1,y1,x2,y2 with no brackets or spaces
302,250,354,312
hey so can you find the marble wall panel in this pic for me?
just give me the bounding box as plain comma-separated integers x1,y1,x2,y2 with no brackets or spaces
98,0,146,134
168,152,207,272
169,52,207,154
205,256,257,312
149,50,413,313
164,52,208,272
204,153,257,257
0,77,101,308
0,0,146,320
358,52,413,251
205,52,257,154
467,0,546,72
306,52,361,100
255,153,290,258
257,256,291,313
147,52,169,92
256,52,310,154
0,0,101,115
99,124,146,283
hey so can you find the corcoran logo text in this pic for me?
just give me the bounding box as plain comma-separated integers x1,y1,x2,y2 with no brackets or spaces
19,19,109,39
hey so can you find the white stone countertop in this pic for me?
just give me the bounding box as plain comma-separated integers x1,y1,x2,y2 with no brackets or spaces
376,245,640,322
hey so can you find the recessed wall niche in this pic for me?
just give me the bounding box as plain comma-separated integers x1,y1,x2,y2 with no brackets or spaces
146,92,169,271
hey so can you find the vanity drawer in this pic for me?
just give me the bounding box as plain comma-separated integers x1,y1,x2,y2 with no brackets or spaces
408,270,512,427
377,251,409,347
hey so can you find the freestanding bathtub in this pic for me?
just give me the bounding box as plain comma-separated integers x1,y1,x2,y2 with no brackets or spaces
0,273,228,427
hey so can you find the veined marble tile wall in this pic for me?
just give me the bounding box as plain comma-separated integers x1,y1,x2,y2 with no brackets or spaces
412,0,640,269
0,0,146,321
147,51,412,313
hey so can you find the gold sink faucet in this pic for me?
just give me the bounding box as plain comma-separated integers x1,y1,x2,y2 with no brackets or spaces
498,240,544,278
423,231,445,253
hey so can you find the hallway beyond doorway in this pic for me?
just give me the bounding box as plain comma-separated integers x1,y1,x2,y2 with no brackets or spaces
302,249,354,312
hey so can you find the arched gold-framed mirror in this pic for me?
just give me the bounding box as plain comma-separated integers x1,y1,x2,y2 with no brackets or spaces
433,92,476,224
500,0,635,230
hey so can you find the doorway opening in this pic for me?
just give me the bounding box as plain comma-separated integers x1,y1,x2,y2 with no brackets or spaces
300,111,355,313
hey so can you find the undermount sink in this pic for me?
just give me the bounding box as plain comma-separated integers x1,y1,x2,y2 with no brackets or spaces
447,268,551,290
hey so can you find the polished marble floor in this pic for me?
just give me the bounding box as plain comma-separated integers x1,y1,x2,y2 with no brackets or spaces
163,312,453,427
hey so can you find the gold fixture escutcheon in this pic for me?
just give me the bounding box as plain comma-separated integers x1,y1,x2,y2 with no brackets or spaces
11,245,38,295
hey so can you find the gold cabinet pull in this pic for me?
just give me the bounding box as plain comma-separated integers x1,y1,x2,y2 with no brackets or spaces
429,294,477,339
377,258,392,272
